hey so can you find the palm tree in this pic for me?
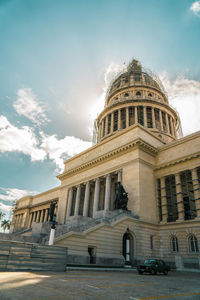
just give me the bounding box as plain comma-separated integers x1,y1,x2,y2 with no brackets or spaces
1,219,11,232
0,211,5,220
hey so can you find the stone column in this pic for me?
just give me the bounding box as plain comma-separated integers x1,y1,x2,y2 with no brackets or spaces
175,173,184,221
191,168,200,218
111,112,114,134
118,109,121,130
66,188,73,220
118,170,122,183
135,106,138,123
159,110,164,131
40,209,44,223
143,106,147,127
44,209,48,222
170,118,174,136
166,113,170,134
160,177,167,223
126,107,129,128
28,213,32,228
93,178,100,217
74,185,81,216
105,116,108,136
36,211,40,223
83,182,90,217
152,108,156,129
104,174,111,211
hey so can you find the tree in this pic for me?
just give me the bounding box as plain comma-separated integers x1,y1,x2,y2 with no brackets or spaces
1,219,11,232
0,211,5,220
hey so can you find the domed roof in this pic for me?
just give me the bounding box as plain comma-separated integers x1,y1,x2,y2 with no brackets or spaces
105,59,168,105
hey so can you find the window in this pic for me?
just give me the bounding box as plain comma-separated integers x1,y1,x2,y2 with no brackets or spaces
180,170,197,220
150,235,154,249
129,107,135,126
189,235,199,252
171,236,179,252
144,74,150,84
157,179,162,221
165,175,178,222
107,114,111,134
124,93,129,97
137,106,144,126
136,91,141,97
134,74,141,81
148,93,152,97
113,110,118,131
125,77,129,83
120,108,126,129
147,107,153,128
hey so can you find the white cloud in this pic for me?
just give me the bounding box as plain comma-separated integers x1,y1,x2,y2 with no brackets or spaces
40,133,92,171
0,115,46,161
160,72,200,136
13,88,50,126
104,62,125,91
0,187,37,203
0,202,12,213
190,1,200,16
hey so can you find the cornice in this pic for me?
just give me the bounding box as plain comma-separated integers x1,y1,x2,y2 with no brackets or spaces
154,152,200,171
58,138,158,181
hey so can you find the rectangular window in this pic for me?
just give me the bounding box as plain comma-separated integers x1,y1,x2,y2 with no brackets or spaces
137,106,144,126
157,179,162,221
120,108,126,129
180,170,196,220
150,235,154,249
162,111,167,132
147,107,153,128
129,107,135,126
70,189,76,216
134,74,141,81
113,110,118,131
165,175,178,222
107,114,111,134
154,108,161,130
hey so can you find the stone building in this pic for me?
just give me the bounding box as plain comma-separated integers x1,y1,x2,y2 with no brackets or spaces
11,59,200,269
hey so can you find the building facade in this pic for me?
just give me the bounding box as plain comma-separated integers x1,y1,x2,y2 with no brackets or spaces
11,59,200,269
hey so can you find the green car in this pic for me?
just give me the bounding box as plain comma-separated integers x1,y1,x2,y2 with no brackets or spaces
137,259,170,275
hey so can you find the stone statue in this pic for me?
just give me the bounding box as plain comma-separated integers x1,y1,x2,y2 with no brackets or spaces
114,182,128,210
49,202,56,222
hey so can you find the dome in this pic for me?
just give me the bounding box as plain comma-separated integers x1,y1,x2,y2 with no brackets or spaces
105,59,168,107
95,59,181,144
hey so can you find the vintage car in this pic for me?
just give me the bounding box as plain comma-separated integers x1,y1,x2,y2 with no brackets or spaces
137,259,170,275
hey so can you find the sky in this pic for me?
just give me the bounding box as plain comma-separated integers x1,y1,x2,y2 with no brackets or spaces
0,0,200,221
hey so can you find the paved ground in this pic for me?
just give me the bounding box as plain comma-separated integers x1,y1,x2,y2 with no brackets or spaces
0,270,200,300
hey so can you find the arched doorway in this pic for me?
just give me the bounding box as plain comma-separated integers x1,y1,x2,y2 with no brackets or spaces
122,228,134,266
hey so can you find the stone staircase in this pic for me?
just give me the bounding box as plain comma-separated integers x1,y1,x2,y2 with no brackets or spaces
0,240,67,271
48,210,139,243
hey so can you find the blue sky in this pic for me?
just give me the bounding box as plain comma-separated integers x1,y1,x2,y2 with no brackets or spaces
0,0,200,220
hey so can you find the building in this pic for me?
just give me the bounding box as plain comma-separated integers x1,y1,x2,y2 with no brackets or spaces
11,59,200,269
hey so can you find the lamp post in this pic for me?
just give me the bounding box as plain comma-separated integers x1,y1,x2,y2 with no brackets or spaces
125,228,131,267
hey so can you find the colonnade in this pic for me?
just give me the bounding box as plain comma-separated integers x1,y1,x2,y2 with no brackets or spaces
99,105,176,141
66,170,122,222
157,167,200,223
13,213,24,228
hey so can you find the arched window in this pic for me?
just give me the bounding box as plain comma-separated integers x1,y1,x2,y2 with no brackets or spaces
136,91,141,97
189,235,199,252
148,93,152,97
171,236,179,252
124,93,129,97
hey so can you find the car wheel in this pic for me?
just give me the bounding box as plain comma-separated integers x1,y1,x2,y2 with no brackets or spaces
138,270,143,275
151,269,157,275
163,270,168,275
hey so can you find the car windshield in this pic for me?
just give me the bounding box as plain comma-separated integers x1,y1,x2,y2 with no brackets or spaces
144,259,156,264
